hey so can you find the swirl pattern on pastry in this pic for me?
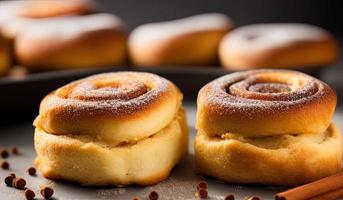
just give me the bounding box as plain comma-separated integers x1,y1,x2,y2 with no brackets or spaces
197,69,337,137
35,72,182,145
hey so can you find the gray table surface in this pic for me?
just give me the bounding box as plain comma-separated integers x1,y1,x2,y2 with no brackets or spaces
1,101,343,200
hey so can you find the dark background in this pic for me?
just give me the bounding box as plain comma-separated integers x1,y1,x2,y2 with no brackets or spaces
100,0,343,36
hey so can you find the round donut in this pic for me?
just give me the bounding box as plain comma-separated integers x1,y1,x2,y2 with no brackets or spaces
195,69,340,186
197,69,337,137
129,13,233,66
195,124,342,186
34,71,188,186
14,14,127,71
219,23,338,69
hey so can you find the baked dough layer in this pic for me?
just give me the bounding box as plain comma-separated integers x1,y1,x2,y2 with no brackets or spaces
35,108,188,186
195,124,342,186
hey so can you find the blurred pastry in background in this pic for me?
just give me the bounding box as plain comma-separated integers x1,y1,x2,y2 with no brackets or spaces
12,0,96,18
0,34,10,75
14,13,127,71
7,65,29,79
129,13,233,67
0,0,96,25
1,0,97,40
219,23,338,70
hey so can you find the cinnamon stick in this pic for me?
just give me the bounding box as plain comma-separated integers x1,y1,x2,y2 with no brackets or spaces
309,187,343,200
275,172,343,200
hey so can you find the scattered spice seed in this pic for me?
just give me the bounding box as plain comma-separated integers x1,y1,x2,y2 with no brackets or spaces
197,181,208,191
4,175,14,186
13,178,26,189
248,196,260,200
224,194,235,200
149,191,159,200
198,188,208,198
40,185,54,199
11,147,18,155
27,167,36,176
132,197,140,200
25,189,35,200
1,160,9,169
0,149,9,159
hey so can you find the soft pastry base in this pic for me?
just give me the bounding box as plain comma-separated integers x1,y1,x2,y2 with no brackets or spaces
35,108,188,186
195,124,342,186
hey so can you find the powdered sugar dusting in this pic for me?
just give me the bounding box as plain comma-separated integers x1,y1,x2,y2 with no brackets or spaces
4,13,126,39
42,71,174,118
221,23,332,52
129,13,232,46
199,69,334,119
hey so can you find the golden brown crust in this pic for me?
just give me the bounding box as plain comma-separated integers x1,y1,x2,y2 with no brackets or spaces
195,69,340,186
34,71,183,146
197,69,337,137
129,13,233,66
35,108,188,186
219,23,339,69
14,14,127,70
195,124,342,186
34,72,187,186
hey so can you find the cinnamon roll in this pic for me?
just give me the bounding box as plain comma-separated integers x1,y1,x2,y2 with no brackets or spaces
195,69,341,186
14,14,127,71
219,24,338,69
34,72,188,186
129,13,233,67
